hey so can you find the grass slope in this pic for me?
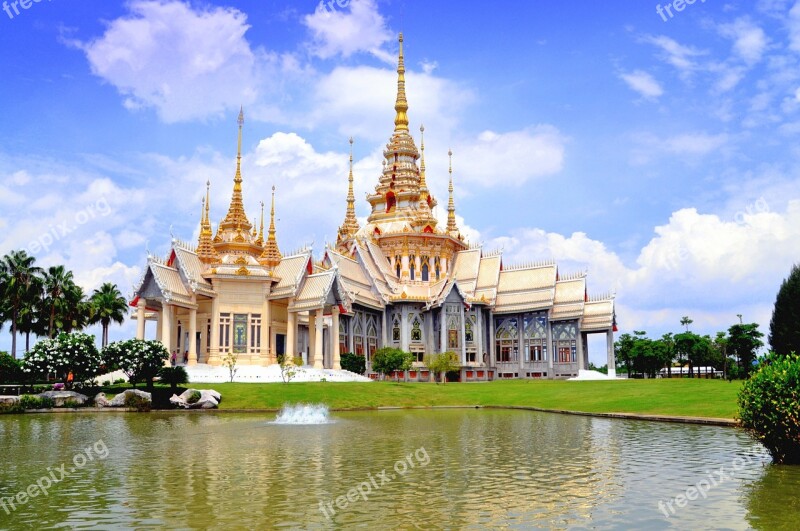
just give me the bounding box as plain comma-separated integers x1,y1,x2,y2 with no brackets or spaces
195,379,741,419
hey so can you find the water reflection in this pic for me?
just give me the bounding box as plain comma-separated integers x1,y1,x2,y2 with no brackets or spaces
0,410,794,529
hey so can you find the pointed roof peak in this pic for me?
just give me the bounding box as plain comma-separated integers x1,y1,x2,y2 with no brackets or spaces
394,33,409,132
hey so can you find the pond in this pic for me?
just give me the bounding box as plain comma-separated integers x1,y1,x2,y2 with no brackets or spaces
0,408,798,529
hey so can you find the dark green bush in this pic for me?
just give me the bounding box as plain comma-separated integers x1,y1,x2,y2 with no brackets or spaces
123,393,152,412
158,366,189,392
18,395,54,410
0,352,21,384
738,352,800,464
340,352,366,375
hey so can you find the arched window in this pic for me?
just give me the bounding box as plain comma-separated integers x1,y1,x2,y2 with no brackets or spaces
409,254,416,280
421,255,430,282
396,258,401,280
434,257,441,280
386,192,396,212
421,264,429,281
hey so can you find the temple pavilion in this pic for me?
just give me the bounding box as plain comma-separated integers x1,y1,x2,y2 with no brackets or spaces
130,34,617,380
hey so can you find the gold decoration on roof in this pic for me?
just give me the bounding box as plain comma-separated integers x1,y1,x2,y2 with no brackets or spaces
196,180,219,264
256,201,265,247
217,107,252,234
260,185,283,267
447,148,459,234
338,137,360,243
236,266,250,276
394,33,409,132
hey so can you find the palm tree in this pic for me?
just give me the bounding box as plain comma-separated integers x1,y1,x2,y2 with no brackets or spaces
0,251,43,358
89,283,128,348
17,276,46,353
43,265,86,337
680,316,693,332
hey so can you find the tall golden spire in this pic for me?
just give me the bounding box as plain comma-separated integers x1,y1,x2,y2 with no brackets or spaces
447,149,458,234
338,137,360,242
256,201,265,247
419,124,429,203
394,33,409,132
260,185,282,267
218,106,252,233
197,180,219,263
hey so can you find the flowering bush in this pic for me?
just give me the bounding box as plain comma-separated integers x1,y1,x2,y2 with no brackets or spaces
103,339,168,388
23,332,102,385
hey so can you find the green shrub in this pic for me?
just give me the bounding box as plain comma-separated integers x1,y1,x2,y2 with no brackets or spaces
187,391,201,404
123,393,152,412
0,401,24,414
738,352,800,464
18,395,54,410
158,366,189,392
371,347,413,380
0,352,22,384
340,352,366,375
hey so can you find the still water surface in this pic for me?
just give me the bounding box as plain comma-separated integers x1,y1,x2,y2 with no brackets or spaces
0,409,798,530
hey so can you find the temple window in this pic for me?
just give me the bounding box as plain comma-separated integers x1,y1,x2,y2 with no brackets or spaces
250,314,261,351
367,316,378,359
233,314,248,354
434,257,441,280
409,254,416,280
386,192,396,212
421,255,430,281
411,315,422,342
219,313,231,352
392,314,401,343
339,318,348,354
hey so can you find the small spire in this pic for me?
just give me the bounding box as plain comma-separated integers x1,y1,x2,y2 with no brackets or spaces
394,33,409,132
339,137,360,242
447,148,458,234
197,180,219,264
257,200,265,246
217,107,252,235
260,185,282,267
419,124,429,202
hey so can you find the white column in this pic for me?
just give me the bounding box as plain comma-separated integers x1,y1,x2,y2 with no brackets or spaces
400,306,409,352
307,312,315,366
577,330,585,372
286,308,296,360
313,309,324,369
136,299,146,340
332,307,341,370
415,256,422,279
401,254,409,279
489,315,496,367
547,319,554,378
160,303,173,353
607,330,616,378
460,304,467,365
188,306,197,366
440,306,446,353
209,297,220,365
475,307,483,366
262,288,272,365
381,310,388,348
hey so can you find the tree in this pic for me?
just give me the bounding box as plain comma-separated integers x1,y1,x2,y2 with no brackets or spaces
89,283,128,348
614,333,637,375
0,250,42,358
680,316,693,332
158,366,189,393
0,351,21,384
23,332,103,387
674,332,714,377
102,339,168,389
222,352,238,382
42,265,87,338
713,331,730,379
661,333,675,377
769,264,800,357
340,352,366,375
423,351,460,384
738,352,800,464
277,354,302,383
371,347,413,381
728,323,764,378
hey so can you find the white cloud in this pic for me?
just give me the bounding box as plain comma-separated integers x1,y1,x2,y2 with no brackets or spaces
75,1,268,123
303,0,393,62
789,1,800,52
452,127,567,187
719,18,769,65
643,35,706,78
619,70,664,99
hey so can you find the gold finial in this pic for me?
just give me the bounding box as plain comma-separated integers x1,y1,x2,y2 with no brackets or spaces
217,107,252,235
394,33,409,132
257,200,265,246
419,124,429,202
197,181,219,263
339,137,360,241
260,184,282,267
447,148,458,233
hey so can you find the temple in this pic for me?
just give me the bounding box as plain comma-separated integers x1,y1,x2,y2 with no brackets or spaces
130,34,617,380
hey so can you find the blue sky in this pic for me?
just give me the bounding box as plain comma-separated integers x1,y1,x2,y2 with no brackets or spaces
2,0,799,363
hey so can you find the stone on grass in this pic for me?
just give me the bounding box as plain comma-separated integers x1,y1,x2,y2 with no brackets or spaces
109,389,152,407
39,391,88,407
174,388,221,409
94,392,111,407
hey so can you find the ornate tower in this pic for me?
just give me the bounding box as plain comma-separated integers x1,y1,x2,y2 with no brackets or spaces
196,180,219,264
259,186,282,267
337,137,360,252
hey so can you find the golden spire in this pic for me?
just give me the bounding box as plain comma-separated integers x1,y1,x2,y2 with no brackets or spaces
260,185,282,267
339,137,360,241
394,33,409,132
447,149,458,233
419,124,429,202
197,180,219,263
218,106,252,233
256,201,265,246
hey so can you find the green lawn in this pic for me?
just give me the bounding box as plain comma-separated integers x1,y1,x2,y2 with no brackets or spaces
185,379,743,419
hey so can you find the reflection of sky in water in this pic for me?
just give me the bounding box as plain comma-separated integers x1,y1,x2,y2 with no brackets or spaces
0,410,789,530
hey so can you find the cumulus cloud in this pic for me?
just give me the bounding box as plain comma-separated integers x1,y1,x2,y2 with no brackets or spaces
719,18,769,66
303,0,394,62
619,70,664,99
74,1,268,122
